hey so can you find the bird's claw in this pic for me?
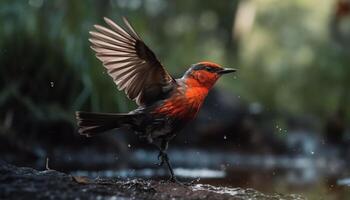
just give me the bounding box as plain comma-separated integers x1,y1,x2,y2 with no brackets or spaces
168,176,183,185
168,177,196,186
170,178,198,186
156,149,187,186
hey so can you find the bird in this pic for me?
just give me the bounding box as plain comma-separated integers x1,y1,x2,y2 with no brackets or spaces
76,17,237,182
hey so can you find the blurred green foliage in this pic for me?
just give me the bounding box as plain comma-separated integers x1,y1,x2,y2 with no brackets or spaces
239,0,350,121
0,0,238,132
0,0,349,133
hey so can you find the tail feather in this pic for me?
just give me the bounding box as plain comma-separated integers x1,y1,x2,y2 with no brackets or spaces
76,111,135,137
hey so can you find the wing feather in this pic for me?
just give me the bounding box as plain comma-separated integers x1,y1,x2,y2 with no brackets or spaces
90,31,135,50
93,25,134,45
122,17,141,40
103,17,136,43
108,61,142,74
90,17,175,105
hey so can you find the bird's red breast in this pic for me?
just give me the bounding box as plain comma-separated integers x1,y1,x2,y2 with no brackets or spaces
152,78,211,120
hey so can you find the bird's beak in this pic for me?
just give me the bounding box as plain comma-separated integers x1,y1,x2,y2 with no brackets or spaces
218,68,237,75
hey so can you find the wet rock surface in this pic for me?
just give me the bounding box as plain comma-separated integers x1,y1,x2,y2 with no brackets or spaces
0,161,305,200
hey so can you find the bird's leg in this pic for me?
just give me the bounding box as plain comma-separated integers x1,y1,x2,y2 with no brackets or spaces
157,151,165,166
154,138,168,166
153,143,165,166
157,139,181,183
162,151,179,183
156,139,168,166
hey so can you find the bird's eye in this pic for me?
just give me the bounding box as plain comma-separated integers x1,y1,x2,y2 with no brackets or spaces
205,67,215,72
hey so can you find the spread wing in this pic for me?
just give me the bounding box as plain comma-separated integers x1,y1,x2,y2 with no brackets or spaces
89,17,175,106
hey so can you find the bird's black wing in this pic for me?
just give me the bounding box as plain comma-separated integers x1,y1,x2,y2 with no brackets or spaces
89,17,176,106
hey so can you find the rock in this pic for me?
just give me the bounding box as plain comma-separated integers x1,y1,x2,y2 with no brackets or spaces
0,160,305,200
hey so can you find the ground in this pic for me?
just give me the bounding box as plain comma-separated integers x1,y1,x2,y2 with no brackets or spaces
0,160,305,200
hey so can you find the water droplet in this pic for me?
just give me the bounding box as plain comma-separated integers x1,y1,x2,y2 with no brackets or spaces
50,81,54,88
224,135,227,140
310,151,314,155
128,144,131,148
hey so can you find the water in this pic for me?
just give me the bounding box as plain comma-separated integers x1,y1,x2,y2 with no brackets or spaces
69,149,350,199
74,168,225,179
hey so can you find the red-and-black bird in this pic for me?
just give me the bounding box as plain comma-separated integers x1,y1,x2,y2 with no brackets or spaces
76,17,236,182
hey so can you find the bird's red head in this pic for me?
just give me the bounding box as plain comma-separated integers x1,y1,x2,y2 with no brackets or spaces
183,61,236,89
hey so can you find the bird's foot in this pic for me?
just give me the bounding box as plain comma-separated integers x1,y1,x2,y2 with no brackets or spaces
168,176,184,185
168,177,200,186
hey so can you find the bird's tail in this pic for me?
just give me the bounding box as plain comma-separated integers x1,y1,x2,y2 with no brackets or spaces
75,111,137,137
